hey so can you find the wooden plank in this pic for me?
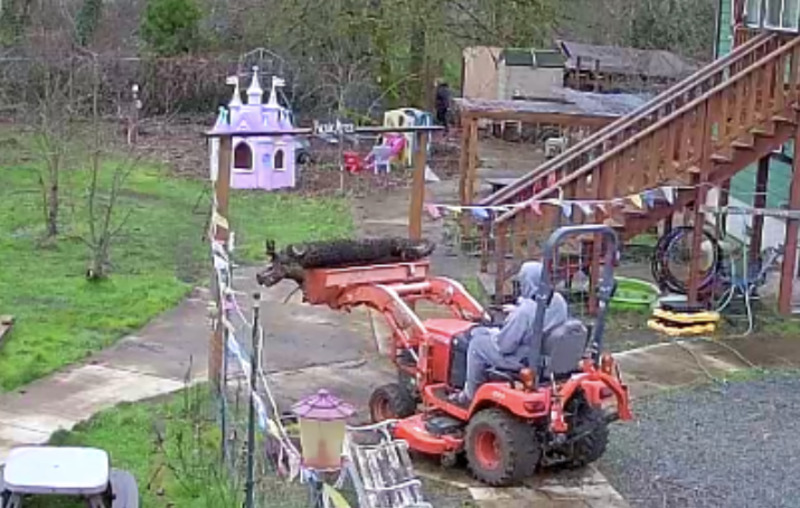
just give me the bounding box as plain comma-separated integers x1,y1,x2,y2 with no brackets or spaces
409,131,429,240
779,126,800,315
775,52,786,114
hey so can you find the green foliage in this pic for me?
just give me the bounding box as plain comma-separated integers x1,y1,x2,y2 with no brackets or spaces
39,385,242,508
0,132,353,391
75,0,103,47
140,0,203,55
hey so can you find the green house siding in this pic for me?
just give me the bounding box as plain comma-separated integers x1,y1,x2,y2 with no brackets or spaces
717,0,734,57
717,0,793,208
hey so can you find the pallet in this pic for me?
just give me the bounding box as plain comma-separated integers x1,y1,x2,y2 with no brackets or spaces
0,315,14,349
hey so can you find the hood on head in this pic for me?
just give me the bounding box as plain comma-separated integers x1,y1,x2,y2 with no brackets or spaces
517,261,544,299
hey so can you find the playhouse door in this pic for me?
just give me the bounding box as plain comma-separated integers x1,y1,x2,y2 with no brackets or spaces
259,150,272,189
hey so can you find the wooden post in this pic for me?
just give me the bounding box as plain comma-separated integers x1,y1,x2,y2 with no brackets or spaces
687,181,709,304
750,155,770,261
210,134,232,389
466,118,479,203
458,116,471,206
779,128,800,314
409,131,429,240
718,178,731,237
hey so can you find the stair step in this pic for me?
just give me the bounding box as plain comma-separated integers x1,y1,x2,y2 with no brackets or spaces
731,139,754,150
710,152,733,163
772,114,796,124
751,125,775,137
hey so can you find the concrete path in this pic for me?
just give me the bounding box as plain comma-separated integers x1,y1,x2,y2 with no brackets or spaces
0,261,759,508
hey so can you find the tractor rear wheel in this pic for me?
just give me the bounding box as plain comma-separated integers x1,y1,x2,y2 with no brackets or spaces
369,383,416,422
563,393,609,468
465,409,540,486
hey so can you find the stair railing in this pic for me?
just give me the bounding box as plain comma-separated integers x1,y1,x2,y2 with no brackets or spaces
477,32,779,208
489,34,800,300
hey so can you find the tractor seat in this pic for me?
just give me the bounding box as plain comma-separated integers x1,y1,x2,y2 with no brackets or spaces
485,318,589,384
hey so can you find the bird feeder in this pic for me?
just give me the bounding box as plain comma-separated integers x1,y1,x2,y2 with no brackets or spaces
291,389,355,471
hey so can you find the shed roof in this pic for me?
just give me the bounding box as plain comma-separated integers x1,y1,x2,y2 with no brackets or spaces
456,88,651,123
557,40,699,79
501,48,566,68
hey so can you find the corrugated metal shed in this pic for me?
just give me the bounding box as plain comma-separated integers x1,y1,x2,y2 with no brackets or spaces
558,40,700,79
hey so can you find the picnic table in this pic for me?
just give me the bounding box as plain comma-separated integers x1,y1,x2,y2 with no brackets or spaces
0,446,138,507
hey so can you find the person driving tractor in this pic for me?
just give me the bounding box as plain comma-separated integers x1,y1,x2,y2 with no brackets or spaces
450,261,569,405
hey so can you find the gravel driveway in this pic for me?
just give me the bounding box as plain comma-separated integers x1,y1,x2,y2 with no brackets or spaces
600,372,800,508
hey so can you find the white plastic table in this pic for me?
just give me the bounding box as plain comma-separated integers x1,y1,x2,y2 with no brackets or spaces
1,446,111,507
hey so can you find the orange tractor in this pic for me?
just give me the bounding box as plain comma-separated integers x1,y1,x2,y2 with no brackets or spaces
256,226,632,486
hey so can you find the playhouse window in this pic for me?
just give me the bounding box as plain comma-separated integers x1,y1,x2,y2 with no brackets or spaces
234,142,253,170
274,149,285,171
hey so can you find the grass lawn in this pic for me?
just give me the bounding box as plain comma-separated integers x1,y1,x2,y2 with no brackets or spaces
30,384,308,508
0,145,352,391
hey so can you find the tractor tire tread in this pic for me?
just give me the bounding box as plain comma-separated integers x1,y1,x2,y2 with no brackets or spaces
369,383,417,421
565,396,609,468
465,408,540,486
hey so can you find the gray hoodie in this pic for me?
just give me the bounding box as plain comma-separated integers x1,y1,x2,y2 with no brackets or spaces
493,261,569,365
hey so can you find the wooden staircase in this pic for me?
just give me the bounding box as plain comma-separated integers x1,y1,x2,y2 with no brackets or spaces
475,31,800,301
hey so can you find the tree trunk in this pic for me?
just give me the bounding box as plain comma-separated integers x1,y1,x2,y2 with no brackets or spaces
407,0,427,108
46,159,59,237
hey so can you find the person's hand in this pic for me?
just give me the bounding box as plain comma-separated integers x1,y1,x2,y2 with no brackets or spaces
502,303,516,313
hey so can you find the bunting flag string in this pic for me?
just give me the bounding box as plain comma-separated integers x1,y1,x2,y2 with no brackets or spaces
424,184,685,219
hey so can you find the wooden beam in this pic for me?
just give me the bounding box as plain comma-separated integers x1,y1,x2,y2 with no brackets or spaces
779,128,800,314
455,109,616,127
458,114,471,205
210,135,232,390
409,131,429,240
466,118,479,203
750,155,770,262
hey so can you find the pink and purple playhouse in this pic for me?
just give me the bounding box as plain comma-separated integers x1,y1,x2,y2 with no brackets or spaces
212,68,298,190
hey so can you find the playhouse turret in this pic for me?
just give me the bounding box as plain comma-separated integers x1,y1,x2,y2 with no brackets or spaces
246,66,263,105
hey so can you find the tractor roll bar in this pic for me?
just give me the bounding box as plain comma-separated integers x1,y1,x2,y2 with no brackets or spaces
531,225,620,366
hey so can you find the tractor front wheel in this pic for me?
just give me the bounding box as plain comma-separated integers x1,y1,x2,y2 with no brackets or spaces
369,383,416,422
465,409,540,486
563,393,609,468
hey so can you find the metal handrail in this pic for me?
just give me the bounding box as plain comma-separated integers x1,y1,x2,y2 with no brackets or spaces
477,31,777,207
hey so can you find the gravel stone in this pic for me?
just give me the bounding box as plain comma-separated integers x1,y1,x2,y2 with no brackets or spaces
600,372,800,508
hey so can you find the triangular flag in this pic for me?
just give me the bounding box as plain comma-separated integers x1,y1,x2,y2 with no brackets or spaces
471,207,489,220
547,173,557,186
561,202,573,219
577,202,594,216
662,186,676,205
530,201,542,215
628,194,643,209
642,190,657,208
323,484,352,508
425,203,442,219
